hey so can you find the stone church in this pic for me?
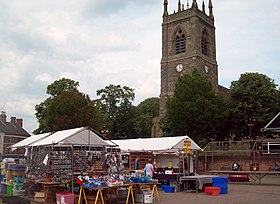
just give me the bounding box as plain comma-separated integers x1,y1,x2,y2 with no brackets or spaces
152,0,229,137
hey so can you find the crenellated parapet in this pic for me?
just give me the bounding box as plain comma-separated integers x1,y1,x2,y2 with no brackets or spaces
163,0,214,23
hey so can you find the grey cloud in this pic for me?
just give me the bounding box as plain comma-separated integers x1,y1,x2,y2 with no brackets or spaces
83,0,158,19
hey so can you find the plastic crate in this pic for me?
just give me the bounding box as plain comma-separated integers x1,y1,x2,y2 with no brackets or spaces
205,187,220,196
14,175,25,183
13,189,25,196
212,177,228,183
213,177,228,194
1,183,6,194
163,185,175,193
9,165,26,171
76,177,83,186
11,170,25,176
7,185,13,196
219,186,228,194
13,183,24,190
56,192,74,204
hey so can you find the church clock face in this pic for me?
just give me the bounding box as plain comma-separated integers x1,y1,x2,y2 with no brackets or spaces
176,64,183,72
205,66,209,73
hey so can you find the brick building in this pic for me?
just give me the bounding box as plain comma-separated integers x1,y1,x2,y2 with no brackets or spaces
0,111,30,154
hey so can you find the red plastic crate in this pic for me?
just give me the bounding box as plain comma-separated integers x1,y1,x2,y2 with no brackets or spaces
205,187,220,196
76,177,83,186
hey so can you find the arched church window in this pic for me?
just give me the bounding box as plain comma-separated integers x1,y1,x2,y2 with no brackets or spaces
175,28,186,54
201,29,208,56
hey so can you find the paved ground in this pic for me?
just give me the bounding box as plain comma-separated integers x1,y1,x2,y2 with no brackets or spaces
158,175,280,204
159,183,280,204
0,175,279,204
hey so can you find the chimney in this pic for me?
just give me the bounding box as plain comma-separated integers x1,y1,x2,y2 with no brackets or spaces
16,118,23,127
0,111,7,123
11,116,16,125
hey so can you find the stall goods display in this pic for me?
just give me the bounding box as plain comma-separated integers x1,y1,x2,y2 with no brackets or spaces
77,175,122,188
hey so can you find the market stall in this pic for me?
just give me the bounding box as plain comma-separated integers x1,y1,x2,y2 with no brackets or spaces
10,127,121,203
11,127,162,204
109,135,202,190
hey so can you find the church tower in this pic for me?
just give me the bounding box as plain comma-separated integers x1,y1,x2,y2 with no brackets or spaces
159,0,218,119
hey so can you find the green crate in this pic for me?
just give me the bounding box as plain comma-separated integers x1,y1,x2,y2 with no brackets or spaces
7,185,13,196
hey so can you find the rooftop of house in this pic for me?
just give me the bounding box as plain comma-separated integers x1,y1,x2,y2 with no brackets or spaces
0,111,30,137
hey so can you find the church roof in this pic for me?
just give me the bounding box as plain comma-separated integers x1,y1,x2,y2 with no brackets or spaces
218,85,230,97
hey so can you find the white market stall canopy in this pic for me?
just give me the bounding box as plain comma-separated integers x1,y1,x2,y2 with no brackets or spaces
11,132,50,149
108,135,202,152
11,127,110,148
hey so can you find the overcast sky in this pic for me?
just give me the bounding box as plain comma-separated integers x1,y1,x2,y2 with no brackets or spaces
0,0,279,134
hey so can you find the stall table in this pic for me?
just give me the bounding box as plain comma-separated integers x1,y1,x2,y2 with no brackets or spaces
38,181,66,203
153,173,182,186
180,175,217,193
27,180,66,203
207,170,280,184
78,183,135,204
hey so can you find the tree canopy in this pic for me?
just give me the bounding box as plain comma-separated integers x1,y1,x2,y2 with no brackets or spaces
229,72,280,140
95,84,136,139
163,69,228,146
47,78,79,97
133,97,159,137
33,78,101,134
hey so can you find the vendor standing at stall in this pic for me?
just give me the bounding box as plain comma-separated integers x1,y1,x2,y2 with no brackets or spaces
145,159,154,178
134,157,140,170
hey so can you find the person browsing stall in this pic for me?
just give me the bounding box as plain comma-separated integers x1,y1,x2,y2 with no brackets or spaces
145,159,154,177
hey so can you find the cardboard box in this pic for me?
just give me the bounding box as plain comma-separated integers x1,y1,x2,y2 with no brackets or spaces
143,194,154,203
34,192,45,203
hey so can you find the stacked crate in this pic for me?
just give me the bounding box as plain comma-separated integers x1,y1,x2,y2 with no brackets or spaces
0,173,5,194
10,165,26,196
1,161,16,194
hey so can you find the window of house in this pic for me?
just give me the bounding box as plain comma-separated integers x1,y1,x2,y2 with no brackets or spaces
201,29,208,56
175,28,186,54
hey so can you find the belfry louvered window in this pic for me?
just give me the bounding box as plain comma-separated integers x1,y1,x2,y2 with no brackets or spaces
175,28,186,54
201,29,208,56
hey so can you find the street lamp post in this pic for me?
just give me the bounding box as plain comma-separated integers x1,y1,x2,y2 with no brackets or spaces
246,118,255,140
246,117,256,166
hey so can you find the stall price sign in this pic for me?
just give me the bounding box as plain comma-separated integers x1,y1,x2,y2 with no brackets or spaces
184,139,192,154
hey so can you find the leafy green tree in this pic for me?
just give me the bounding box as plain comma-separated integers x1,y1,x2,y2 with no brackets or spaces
229,72,280,140
95,84,136,139
133,97,159,138
34,78,102,134
163,69,228,146
46,78,79,97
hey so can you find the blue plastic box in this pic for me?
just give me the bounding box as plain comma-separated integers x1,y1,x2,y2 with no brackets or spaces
212,177,228,183
162,185,175,193
212,177,228,194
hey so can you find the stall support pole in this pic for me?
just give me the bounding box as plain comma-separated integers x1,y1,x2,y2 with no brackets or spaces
126,185,135,204
183,152,185,176
211,152,214,171
71,145,74,192
178,149,181,176
204,152,207,174
78,187,88,204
